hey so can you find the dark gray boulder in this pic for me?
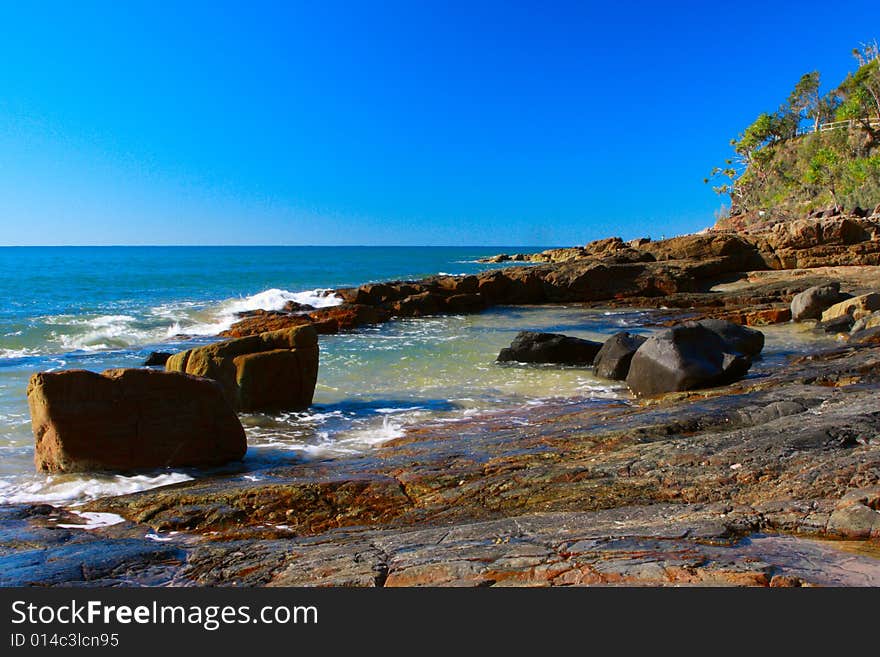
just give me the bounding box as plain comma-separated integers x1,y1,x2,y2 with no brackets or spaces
593,332,647,380
497,331,602,365
791,283,851,321
143,351,173,367
694,319,764,358
626,324,753,396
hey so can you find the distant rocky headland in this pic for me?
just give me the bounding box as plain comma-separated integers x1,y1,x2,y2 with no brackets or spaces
215,206,880,340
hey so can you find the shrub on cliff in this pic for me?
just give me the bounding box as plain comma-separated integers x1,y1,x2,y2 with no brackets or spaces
708,41,880,227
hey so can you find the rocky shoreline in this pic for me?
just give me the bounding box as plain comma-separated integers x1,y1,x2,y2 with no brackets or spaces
216,214,880,342
3,213,880,586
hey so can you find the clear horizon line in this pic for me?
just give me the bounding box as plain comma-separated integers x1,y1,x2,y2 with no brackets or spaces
0,243,560,249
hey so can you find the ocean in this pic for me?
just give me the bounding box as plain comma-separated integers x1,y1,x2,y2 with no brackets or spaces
0,246,818,508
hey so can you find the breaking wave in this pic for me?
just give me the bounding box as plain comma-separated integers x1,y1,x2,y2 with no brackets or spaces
3,288,342,358
0,472,195,505
163,288,342,337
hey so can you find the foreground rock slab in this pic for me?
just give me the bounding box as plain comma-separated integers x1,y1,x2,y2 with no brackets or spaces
27,369,246,473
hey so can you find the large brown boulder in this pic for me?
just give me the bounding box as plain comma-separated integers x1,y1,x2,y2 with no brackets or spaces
27,368,246,473
445,293,487,314
643,233,764,274
435,275,479,295
477,267,548,304
389,291,445,317
166,325,319,412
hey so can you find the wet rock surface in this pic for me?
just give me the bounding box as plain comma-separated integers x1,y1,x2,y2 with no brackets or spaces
5,328,879,586
0,505,185,586
143,351,173,367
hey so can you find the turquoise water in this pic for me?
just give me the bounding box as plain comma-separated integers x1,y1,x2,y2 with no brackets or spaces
0,246,824,507
2,246,627,504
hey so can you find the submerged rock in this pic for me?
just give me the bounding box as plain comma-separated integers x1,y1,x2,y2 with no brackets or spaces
165,325,319,412
497,331,602,365
625,324,753,396
593,332,647,380
27,368,246,473
790,282,850,321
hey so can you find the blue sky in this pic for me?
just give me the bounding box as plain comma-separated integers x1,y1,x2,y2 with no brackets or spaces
0,1,877,246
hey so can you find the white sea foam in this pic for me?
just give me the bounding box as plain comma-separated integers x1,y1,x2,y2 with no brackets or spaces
57,511,126,530
0,347,40,359
0,472,194,505
374,406,424,414
245,412,407,460
336,416,405,447
27,288,343,355
54,314,154,352
165,288,342,337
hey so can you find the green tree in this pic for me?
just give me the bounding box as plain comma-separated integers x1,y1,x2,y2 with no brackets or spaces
708,40,880,218
733,112,782,162
804,147,841,207
788,71,821,131
837,43,880,121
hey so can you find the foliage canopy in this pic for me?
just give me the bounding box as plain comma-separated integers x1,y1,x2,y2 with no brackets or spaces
709,41,880,220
